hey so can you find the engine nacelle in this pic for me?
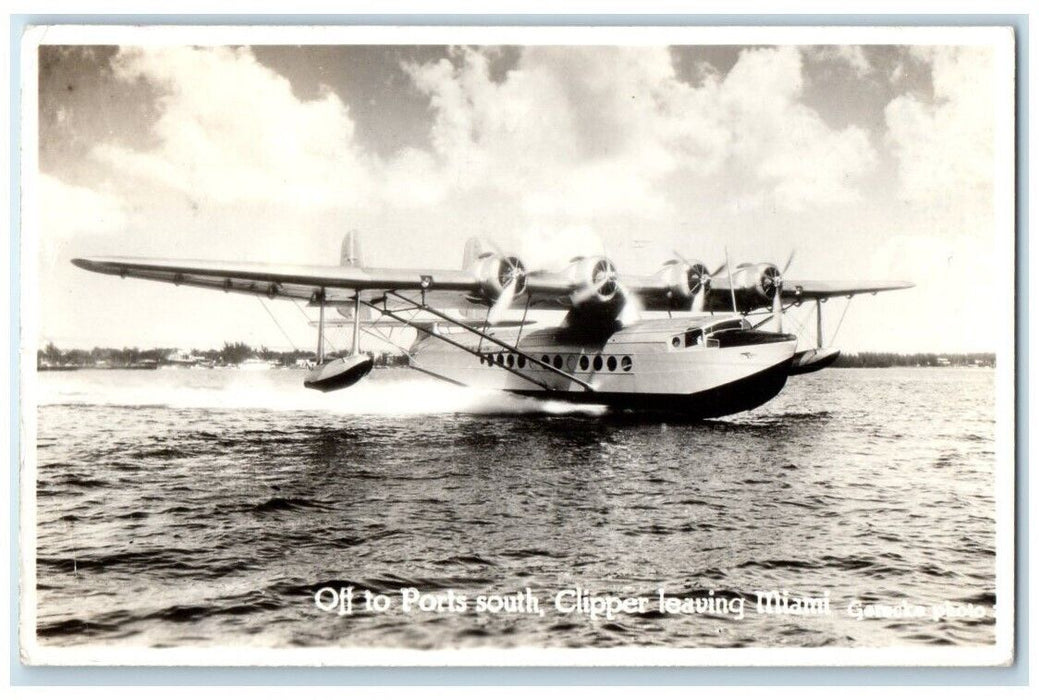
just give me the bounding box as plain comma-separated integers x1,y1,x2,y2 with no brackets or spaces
730,262,782,312
469,252,526,302
565,256,622,312
656,259,711,308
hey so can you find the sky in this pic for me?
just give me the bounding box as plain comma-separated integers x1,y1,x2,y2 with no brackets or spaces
34,42,1007,353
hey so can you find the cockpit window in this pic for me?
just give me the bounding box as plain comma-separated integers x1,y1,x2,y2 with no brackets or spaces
684,329,703,347
708,320,745,333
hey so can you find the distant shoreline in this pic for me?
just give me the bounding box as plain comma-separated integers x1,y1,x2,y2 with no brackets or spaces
36,343,995,371
831,352,994,369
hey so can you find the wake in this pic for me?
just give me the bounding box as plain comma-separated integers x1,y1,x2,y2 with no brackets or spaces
34,369,607,417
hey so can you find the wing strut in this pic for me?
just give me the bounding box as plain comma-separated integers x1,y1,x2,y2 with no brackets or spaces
361,291,596,392
350,294,361,356
317,289,326,362
815,299,822,350
387,292,595,392
358,325,467,388
360,299,552,391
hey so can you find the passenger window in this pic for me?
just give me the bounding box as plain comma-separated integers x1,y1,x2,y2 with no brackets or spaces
553,355,563,369
517,356,526,369
566,355,577,371
685,330,703,347
621,356,632,372
607,356,617,371
507,354,515,368
579,356,589,371
672,336,681,348
593,355,603,371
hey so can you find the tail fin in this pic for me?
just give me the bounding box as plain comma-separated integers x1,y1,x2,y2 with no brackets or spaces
460,237,489,321
341,230,364,268
337,231,368,321
462,236,487,271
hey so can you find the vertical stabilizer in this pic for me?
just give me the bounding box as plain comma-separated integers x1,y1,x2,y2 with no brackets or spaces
462,236,486,271
460,237,488,321
341,230,364,268
337,231,369,324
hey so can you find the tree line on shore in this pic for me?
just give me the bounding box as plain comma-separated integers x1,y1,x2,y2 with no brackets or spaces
36,342,409,368
831,352,994,368
37,342,994,369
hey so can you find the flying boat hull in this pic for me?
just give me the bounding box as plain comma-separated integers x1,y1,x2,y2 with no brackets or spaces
412,319,798,418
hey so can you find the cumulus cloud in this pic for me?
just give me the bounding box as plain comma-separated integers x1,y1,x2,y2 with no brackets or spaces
38,173,128,240
400,46,684,217
41,43,885,283
401,45,877,216
73,44,879,233
804,45,873,77
884,46,995,204
94,46,373,209
710,46,876,210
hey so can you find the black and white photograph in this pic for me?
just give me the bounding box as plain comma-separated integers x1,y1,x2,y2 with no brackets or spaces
19,25,1016,666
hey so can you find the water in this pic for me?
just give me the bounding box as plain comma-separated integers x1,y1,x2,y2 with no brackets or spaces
33,367,997,649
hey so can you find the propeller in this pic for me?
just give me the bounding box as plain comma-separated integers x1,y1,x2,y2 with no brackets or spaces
615,280,642,327
724,247,737,313
768,250,795,332
486,256,525,325
670,250,712,312
567,256,642,327
589,253,641,327
772,279,783,333
571,258,619,305
487,278,517,325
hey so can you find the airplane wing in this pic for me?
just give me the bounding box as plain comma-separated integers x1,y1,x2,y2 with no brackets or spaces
776,280,915,301
71,256,484,308
608,276,914,311
72,256,913,316
72,255,593,311
704,276,914,302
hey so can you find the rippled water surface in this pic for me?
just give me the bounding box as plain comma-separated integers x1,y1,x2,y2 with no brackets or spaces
34,367,997,649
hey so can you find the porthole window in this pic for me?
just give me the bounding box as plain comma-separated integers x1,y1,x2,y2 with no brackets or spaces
497,353,505,366
517,356,526,369
506,354,515,368
672,336,681,348
566,355,577,371
542,355,550,365
593,355,603,371
607,356,617,372
621,356,632,372
579,355,590,371
553,355,563,369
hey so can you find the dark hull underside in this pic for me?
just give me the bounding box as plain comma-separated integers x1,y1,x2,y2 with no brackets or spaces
507,358,794,419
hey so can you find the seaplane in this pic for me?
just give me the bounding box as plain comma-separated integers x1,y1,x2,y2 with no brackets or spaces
72,233,912,418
